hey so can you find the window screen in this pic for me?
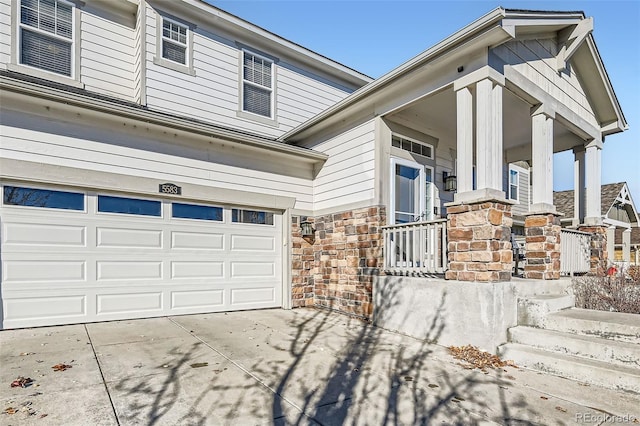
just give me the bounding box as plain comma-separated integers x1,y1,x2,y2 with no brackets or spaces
20,0,73,76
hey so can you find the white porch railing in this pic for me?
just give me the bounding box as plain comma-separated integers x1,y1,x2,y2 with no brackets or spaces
560,228,591,275
382,219,447,275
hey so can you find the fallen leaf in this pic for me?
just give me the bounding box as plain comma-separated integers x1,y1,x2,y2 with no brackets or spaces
404,376,413,381
447,345,518,371
4,407,17,415
40,414,48,419
190,363,208,368
506,375,516,380
10,377,33,388
51,364,72,372
428,384,439,388
19,352,35,356
540,396,549,400
555,406,567,413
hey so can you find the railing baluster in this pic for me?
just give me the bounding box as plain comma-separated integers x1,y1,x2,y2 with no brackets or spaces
382,219,448,275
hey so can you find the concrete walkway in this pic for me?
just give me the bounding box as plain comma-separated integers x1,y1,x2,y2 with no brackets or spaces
1,308,638,425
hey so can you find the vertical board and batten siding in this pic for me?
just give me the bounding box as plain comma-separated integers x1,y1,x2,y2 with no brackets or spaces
133,6,144,103
0,0,10,65
309,120,377,212
491,39,599,129
0,110,314,211
80,11,136,102
143,5,351,138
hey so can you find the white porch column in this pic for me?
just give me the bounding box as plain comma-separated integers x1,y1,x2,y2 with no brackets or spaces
456,86,473,194
530,105,556,213
606,225,616,263
572,145,586,226
475,78,504,194
623,228,632,263
584,139,603,224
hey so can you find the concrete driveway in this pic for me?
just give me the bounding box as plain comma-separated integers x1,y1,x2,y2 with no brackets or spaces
1,308,638,425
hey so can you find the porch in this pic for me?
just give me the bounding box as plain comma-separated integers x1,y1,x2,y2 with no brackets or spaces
382,218,592,278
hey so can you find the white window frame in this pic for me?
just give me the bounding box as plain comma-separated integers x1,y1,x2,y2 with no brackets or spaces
509,167,520,202
153,13,195,76
11,0,82,86
1,182,88,214
239,49,276,123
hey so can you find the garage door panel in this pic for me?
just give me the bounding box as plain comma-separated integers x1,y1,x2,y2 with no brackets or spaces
96,292,163,315
3,260,86,283
171,231,224,250
230,287,276,306
230,261,275,278
3,223,86,247
4,294,87,321
170,289,224,310
97,227,163,249
230,234,275,251
171,261,224,279
97,261,163,281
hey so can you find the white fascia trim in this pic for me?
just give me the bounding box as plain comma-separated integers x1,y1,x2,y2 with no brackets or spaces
280,7,507,142
584,36,628,133
0,74,328,163
179,0,372,85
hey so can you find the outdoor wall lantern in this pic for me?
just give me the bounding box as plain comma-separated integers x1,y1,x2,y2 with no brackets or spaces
443,171,457,192
300,220,315,238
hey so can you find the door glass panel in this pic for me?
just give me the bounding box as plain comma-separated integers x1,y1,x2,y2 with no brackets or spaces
395,164,421,223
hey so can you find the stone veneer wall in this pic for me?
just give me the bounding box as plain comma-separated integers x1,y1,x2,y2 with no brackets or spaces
291,207,385,318
578,225,608,275
523,213,561,280
445,201,513,282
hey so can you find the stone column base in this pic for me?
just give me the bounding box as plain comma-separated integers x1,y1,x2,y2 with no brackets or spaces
577,225,608,275
524,213,561,280
445,201,513,282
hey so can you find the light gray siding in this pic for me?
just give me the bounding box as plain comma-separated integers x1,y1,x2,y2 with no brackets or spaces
508,164,530,217
0,0,9,65
492,39,598,128
144,5,352,138
0,109,314,211
80,9,136,101
310,120,376,213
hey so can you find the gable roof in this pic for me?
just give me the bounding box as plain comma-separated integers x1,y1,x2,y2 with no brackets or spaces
553,182,638,223
282,7,627,143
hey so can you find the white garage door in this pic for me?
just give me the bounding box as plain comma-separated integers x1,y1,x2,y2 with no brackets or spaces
0,185,283,329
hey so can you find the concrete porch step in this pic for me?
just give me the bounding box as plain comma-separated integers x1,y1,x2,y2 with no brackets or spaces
517,294,575,327
544,308,640,344
498,343,640,394
508,326,640,368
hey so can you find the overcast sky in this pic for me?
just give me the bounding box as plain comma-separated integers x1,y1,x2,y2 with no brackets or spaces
211,0,640,206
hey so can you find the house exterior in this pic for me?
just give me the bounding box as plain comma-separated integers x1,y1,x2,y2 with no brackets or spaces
0,0,629,344
614,227,640,266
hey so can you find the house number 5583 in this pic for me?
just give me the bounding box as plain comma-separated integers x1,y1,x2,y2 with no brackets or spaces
159,183,181,195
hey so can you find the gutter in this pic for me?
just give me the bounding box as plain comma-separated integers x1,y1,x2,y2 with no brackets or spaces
0,74,328,163
279,7,506,142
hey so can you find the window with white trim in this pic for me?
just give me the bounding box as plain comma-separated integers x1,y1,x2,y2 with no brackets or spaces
509,169,519,201
391,135,434,159
19,0,74,77
161,17,188,65
242,51,273,118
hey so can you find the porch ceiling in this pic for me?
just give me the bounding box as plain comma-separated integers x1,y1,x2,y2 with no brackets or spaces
386,86,582,160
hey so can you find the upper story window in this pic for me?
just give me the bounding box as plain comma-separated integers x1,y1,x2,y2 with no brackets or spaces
509,169,519,201
19,0,74,77
242,51,273,118
161,18,187,65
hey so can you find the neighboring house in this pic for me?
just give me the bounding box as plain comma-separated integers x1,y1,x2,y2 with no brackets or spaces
0,0,628,341
615,227,640,266
553,183,639,264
